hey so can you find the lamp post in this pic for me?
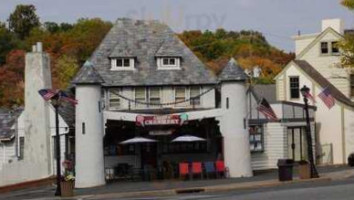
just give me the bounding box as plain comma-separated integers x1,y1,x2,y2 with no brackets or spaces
52,95,62,196
300,85,319,178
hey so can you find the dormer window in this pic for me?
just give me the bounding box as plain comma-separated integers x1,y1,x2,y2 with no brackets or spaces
157,57,180,70
111,58,135,71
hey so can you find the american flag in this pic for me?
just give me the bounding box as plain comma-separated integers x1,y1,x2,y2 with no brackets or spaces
304,91,316,103
58,91,78,105
257,98,278,121
318,87,335,109
38,89,58,101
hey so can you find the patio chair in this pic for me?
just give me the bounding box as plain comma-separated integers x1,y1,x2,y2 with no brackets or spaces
204,161,216,179
192,162,203,180
215,160,226,178
179,162,189,180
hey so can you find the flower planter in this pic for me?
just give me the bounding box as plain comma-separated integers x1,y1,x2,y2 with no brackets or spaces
60,181,74,197
299,161,311,179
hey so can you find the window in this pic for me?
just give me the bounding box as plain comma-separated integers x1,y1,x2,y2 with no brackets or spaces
157,57,180,69
331,41,339,54
175,87,186,103
149,87,161,106
18,137,24,160
249,125,264,152
190,86,201,106
109,89,121,110
135,87,146,107
289,77,300,99
111,58,134,70
351,74,354,97
321,42,329,54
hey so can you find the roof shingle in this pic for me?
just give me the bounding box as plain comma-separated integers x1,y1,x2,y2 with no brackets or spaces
218,58,248,82
84,18,216,86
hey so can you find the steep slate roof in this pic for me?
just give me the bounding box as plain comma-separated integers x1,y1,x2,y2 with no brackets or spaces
218,58,248,82
293,60,354,107
72,61,104,84
155,39,183,57
0,108,23,141
253,84,277,103
86,18,216,86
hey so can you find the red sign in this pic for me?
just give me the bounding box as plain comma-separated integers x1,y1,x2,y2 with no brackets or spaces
136,115,185,126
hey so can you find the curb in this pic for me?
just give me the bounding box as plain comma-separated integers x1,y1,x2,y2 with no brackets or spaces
74,177,331,199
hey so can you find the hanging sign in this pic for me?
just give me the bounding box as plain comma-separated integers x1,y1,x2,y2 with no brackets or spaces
149,130,173,136
136,114,188,126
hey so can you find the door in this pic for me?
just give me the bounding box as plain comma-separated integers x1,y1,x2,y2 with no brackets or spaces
288,127,307,161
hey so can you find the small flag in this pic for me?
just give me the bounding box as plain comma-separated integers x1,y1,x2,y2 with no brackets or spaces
318,87,335,109
257,98,278,121
38,89,58,101
304,91,316,103
59,91,78,105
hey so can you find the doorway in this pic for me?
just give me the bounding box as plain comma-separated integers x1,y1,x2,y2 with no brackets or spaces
288,127,307,161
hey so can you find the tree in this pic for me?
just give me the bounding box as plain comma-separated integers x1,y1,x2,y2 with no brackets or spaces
54,55,79,88
8,4,40,39
341,0,354,10
0,50,25,107
339,0,354,68
339,34,354,68
0,22,18,64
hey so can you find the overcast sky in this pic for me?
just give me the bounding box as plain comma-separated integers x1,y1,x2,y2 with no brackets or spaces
1,0,353,52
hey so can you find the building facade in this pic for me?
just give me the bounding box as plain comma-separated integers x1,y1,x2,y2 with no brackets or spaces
275,19,354,165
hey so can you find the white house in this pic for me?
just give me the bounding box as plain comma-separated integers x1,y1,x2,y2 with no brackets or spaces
0,43,71,187
275,19,354,165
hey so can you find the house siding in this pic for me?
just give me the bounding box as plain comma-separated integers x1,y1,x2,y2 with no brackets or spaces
299,32,350,98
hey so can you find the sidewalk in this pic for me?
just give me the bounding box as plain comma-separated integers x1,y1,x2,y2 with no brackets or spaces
0,165,353,200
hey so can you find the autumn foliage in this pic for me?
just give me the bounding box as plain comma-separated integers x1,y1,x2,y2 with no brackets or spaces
0,5,295,108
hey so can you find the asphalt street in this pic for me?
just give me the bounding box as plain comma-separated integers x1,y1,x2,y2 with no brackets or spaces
116,178,354,200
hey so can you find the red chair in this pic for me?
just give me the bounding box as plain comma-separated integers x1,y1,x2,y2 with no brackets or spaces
179,163,189,179
192,162,203,179
215,160,226,178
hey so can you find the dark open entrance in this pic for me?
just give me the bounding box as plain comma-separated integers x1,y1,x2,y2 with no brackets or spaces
103,118,222,180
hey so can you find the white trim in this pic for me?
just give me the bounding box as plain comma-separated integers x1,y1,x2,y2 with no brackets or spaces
157,57,181,70
110,58,135,71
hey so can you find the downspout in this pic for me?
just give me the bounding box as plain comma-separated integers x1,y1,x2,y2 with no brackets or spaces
341,106,346,164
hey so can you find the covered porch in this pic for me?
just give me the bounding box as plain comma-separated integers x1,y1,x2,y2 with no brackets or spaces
103,109,224,181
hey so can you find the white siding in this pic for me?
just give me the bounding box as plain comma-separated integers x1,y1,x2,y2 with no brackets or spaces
251,123,287,170
299,31,350,97
106,86,216,111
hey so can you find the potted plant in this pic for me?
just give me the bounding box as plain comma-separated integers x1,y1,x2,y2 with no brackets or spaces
298,160,311,179
61,160,75,197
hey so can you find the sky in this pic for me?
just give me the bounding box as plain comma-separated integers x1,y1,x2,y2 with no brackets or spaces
0,0,353,52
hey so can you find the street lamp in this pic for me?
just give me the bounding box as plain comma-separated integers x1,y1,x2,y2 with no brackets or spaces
300,85,319,178
51,94,62,196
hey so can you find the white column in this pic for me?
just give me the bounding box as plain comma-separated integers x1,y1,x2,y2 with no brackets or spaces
75,85,105,188
220,82,253,177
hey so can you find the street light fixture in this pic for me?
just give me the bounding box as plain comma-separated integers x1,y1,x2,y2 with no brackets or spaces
51,94,62,196
300,85,319,178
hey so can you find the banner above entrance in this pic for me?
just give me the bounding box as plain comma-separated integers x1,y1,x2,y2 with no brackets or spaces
136,114,188,126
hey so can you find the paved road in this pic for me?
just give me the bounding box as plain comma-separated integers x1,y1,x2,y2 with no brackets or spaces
117,178,354,200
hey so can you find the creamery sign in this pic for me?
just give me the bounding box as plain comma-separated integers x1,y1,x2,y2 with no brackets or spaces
136,114,188,126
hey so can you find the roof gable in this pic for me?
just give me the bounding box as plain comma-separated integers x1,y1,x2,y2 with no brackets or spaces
279,60,353,107
87,18,216,86
297,27,343,59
